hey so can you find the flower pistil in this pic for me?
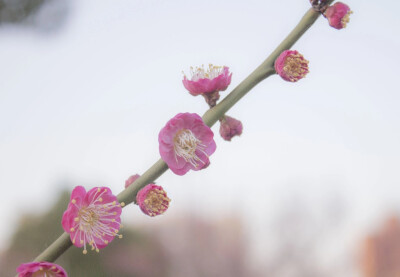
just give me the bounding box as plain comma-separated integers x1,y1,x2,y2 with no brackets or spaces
173,129,207,168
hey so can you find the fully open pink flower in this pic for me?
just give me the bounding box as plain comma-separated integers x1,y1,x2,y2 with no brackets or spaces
159,113,216,175
219,115,243,141
275,50,309,82
325,2,352,30
62,186,122,254
137,184,170,217
182,64,232,96
17,261,67,277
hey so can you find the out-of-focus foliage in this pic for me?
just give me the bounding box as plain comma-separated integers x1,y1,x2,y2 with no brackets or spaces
2,182,360,277
0,0,68,32
0,188,256,277
0,189,170,277
154,216,249,277
260,196,352,277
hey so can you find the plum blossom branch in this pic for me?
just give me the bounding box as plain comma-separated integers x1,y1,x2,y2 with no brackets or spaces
28,1,334,268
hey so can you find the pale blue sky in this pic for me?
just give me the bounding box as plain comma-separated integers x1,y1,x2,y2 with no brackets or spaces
1,0,399,274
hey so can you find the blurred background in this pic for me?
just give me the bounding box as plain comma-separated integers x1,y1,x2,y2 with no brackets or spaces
1,0,400,276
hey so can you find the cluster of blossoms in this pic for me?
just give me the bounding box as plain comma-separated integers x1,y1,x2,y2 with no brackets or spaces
182,64,243,142
274,3,352,82
16,2,354,275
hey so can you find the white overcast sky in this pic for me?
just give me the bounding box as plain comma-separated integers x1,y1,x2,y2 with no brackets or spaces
1,0,400,274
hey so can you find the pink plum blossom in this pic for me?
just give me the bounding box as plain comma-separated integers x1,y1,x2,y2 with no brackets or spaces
219,115,243,141
62,186,122,254
125,174,140,188
325,2,352,30
136,184,170,217
182,64,232,96
159,113,216,175
17,261,67,277
274,50,309,82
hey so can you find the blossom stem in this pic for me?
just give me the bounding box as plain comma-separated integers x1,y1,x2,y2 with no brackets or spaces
33,233,72,263
26,3,333,267
203,3,333,126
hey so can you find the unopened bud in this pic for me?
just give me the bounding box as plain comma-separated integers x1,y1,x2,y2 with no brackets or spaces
125,174,140,188
275,50,309,82
219,115,243,141
324,2,352,30
136,184,170,217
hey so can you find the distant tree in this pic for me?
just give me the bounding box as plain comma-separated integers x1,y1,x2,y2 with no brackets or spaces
0,188,169,277
0,187,257,277
260,196,351,277
153,215,253,277
361,216,400,277
0,0,68,32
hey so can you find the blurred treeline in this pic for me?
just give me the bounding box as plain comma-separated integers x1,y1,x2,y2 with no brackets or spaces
0,191,169,276
2,188,400,277
0,190,253,277
0,0,68,32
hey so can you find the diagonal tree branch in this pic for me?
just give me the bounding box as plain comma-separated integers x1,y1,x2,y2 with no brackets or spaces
30,1,334,267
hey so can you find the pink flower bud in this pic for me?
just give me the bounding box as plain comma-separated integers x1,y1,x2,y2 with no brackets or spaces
125,174,140,188
274,50,309,82
136,184,170,217
219,116,243,141
324,2,352,30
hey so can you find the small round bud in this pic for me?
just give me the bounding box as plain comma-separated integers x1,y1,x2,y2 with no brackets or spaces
125,174,140,188
324,2,352,30
274,50,309,82
219,116,243,141
136,184,170,217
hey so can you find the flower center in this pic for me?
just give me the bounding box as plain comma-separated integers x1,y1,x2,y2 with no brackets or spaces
341,10,352,28
190,64,223,81
144,189,170,216
78,207,99,229
173,129,206,167
32,268,57,277
284,54,309,81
